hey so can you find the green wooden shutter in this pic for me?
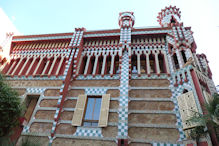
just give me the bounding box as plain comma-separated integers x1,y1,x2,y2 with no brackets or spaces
72,94,87,126
98,94,110,127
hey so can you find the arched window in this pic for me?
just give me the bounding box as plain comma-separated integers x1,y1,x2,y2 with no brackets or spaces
97,56,103,74
158,54,166,73
140,54,146,74
106,56,111,74
37,57,47,75
131,54,137,74
114,55,120,74
79,56,87,74
149,54,156,73
88,56,95,74
181,50,187,64
44,57,54,75
173,53,179,69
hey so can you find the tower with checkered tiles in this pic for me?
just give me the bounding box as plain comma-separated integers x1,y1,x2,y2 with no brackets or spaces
0,5,217,146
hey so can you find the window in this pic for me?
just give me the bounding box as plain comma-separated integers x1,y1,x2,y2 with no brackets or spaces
149,54,156,73
72,94,110,127
114,55,120,74
181,50,187,64
158,54,166,73
173,53,179,69
79,56,87,74
97,56,103,74
131,54,137,74
140,54,146,74
83,96,102,127
106,56,111,74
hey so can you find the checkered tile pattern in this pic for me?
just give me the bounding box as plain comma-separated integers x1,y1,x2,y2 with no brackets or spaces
168,65,201,141
153,143,184,146
118,52,129,138
22,125,30,133
169,78,188,140
77,74,120,80
49,32,77,144
131,74,168,79
26,88,45,94
85,88,107,95
74,127,103,137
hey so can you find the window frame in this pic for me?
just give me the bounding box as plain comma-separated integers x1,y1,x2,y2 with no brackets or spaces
82,96,102,127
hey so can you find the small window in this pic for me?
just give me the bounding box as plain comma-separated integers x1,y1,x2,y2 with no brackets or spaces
173,53,179,69
83,96,102,127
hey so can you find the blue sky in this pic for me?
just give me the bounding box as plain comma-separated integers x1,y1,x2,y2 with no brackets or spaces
1,0,219,85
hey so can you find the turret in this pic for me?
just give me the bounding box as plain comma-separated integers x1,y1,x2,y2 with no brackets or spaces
118,12,135,28
157,6,181,27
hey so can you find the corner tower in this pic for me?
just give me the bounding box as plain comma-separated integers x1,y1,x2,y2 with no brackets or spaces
157,6,181,27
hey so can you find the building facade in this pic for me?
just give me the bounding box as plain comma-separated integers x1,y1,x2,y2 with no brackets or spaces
0,6,217,146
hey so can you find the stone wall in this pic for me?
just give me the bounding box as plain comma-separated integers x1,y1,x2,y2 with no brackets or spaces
29,122,52,134
128,128,179,142
40,99,58,107
70,80,120,87
44,89,60,96
17,136,49,146
130,79,170,87
56,124,76,135
52,138,117,146
14,89,26,96
129,101,174,111
128,78,180,143
107,89,120,98
102,126,118,137
129,89,172,98
66,89,85,97
128,114,177,124
7,80,63,87
35,110,55,120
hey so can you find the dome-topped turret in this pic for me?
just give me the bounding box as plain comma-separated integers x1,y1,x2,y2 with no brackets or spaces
157,6,181,27
118,12,135,28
